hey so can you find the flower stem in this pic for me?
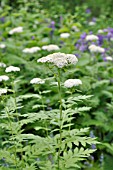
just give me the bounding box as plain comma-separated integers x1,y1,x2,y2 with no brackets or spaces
57,69,63,169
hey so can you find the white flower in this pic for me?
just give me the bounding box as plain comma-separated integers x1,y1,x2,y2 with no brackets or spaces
60,33,70,38
42,44,60,51
5,66,20,73
0,62,6,67
37,52,78,68
0,44,6,48
0,88,7,96
0,75,9,82
98,29,104,34
64,79,82,88
88,44,105,53
9,26,23,34
85,35,98,41
110,37,113,41
72,26,80,32
23,47,41,53
30,78,45,84
105,56,113,61
88,21,96,26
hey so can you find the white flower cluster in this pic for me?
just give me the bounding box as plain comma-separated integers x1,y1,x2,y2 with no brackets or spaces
64,79,82,88
37,52,78,68
0,44,6,48
88,21,96,26
30,78,45,84
88,44,105,53
85,35,98,41
60,33,70,38
42,44,60,51
0,88,7,96
72,26,80,32
98,29,104,34
105,56,113,61
0,75,9,82
9,26,23,35
23,47,41,53
5,66,20,73
0,62,6,67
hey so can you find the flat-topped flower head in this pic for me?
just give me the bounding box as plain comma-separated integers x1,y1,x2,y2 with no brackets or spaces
0,75,9,82
88,44,105,53
0,88,7,96
9,26,23,35
37,52,78,68
60,33,70,38
85,35,98,41
30,78,45,84
5,66,20,73
23,47,41,53
42,44,60,51
64,79,82,88
104,56,113,61
0,62,6,67
0,44,6,48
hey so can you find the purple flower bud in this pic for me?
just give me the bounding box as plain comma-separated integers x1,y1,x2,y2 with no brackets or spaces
90,131,95,138
0,17,5,23
80,32,87,39
31,36,35,40
86,8,91,14
91,144,96,149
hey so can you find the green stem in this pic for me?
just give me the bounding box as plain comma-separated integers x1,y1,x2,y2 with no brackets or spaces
57,69,63,169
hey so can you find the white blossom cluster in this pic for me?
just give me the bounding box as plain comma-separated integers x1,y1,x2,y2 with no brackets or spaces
72,26,80,32
88,44,105,53
9,26,23,35
88,21,96,26
37,52,78,68
105,56,113,61
30,78,45,84
0,88,7,96
5,66,20,73
23,47,41,53
98,29,104,34
42,44,60,51
0,44,6,48
60,33,70,38
0,75,9,82
64,79,82,88
0,62,6,67
85,35,98,41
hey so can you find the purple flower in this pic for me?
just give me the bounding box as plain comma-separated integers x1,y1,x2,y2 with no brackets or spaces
79,44,87,52
80,32,87,39
31,36,35,40
49,21,55,30
90,131,95,138
75,53,81,58
86,8,91,14
0,17,5,23
97,35,104,45
92,17,97,22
